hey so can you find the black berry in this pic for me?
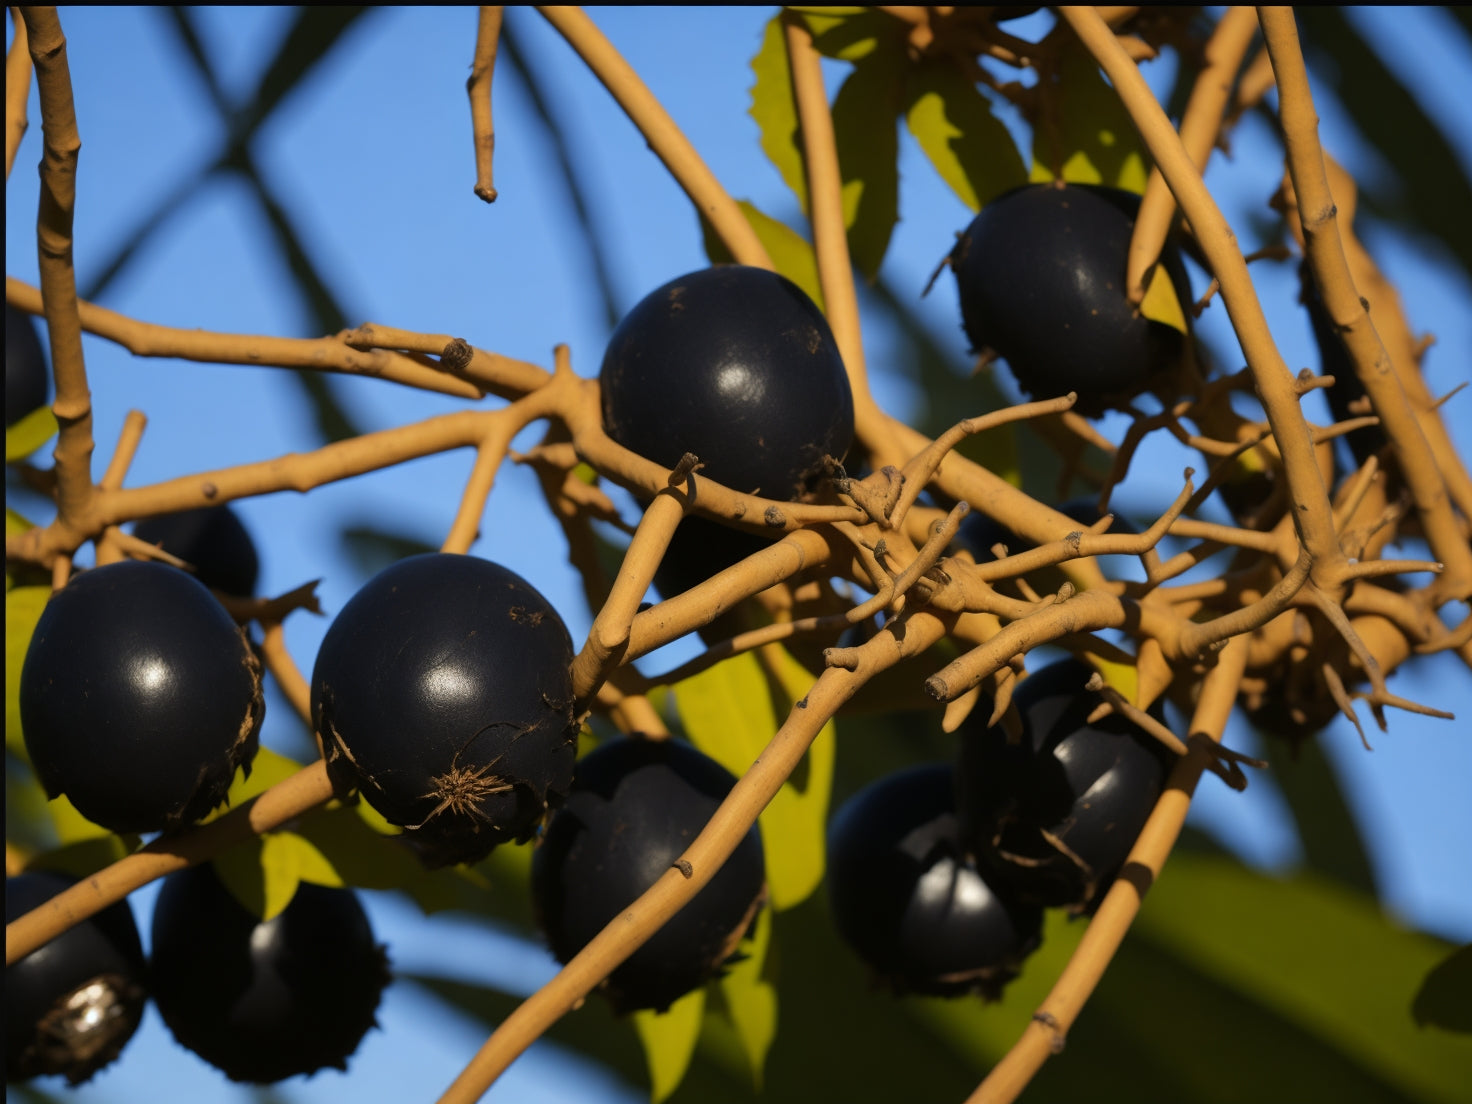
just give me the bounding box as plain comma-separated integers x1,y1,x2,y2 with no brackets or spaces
950,184,1192,417
826,764,1042,999
5,304,49,428
5,872,148,1085
531,737,766,1013
600,265,855,605
132,505,261,598
20,560,264,835
311,553,577,867
149,863,389,1084
957,657,1172,912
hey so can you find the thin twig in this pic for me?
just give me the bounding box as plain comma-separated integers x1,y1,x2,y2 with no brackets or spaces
468,7,504,202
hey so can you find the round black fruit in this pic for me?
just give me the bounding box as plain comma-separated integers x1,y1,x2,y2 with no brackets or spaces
5,871,148,1085
827,764,1042,999
531,737,766,1014
312,553,577,867
601,266,855,611
132,504,260,598
5,303,49,427
950,184,1192,417
957,657,1172,912
20,560,264,835
150,863,389,1084
601,264,854,502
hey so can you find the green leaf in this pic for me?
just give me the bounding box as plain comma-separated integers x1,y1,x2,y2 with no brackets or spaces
632,987,707,1104
1137,853,1472,1103
1297,8,1472,285
831,46,905,280
700,200,825,314
214,836,272,918
904,60,1028,212
792,7,903,63
1264,732,1376,896
4,406,59,462
1412,944,1472,1034
214,829,343,921
1139,261,1187,333
5,585,49,759
1031,39,1149,193
712,904,777,1090
673,644,834,911
750,14,807,213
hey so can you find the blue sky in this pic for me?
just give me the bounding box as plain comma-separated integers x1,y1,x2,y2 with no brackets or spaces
7,8,1471,1103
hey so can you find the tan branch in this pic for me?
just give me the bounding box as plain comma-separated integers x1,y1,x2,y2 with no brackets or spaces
468,7,504,203
5,6,31,179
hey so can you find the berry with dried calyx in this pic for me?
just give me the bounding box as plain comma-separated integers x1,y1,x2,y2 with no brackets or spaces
531,737,766,1013
826,764,1042,998
20,560,264,835
5,871,148,1085
311,552,577,867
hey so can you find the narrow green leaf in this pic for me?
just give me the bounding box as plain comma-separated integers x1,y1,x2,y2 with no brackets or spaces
1412,944,1472,1034
674,644,834,911
904,60,1028,212
4,406,59,462
700,200,825,314
750,14,807,213
831,46,905,280
5,586,49,759
1137,853,1472,1103
713,904,777,1090
632,987,706,1104
1031,40,1149,193
260,830,344,920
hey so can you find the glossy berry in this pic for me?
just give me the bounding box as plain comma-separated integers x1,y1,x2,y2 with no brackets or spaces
827,764,1042,999
601,265,854,501
312,553,577,867
600,266,855,606
5,872,148,1085
20,560,264,835
150,863,389,1084
5,304,49,427
531,737,766,1013
957,658,1172,912
132,505,261,598
950,184,1192,417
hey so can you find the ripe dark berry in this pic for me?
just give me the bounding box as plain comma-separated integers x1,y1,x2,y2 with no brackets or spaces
957,658,1172,912
5,872,148,1085
826,764,1042,999
20,560,264,835
5,304,49,427
132,505,261,598
950,184,1192,417
149,863,389,1084
531,737,766,1014
600,265,855,605
311,553,577,867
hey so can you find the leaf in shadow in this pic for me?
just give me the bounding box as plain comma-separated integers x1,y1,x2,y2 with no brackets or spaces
498,11,623,332
339,525,440,580
1261,729,1377,896
1412,943,1472,1035
1297,8,1472,282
